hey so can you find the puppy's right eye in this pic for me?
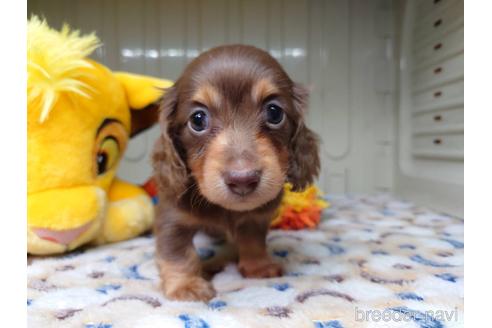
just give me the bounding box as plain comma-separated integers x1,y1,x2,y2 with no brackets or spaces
264,101,285,128
188,110,209,133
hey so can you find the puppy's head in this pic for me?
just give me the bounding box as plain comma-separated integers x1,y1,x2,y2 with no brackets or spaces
153,45,319,212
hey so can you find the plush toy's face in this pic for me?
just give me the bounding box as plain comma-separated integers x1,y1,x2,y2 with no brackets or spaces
28,63,128,253
27,61,170,254
27,17,172,254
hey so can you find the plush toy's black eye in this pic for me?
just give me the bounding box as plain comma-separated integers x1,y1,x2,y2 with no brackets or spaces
265,102,284,126
97,153,108,175
188,110,209,133
96,137,119,175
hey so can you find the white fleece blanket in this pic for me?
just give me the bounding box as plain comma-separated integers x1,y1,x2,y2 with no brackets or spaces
27,194,464,328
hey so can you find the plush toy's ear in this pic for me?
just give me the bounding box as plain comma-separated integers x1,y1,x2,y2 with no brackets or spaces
114,72,173,137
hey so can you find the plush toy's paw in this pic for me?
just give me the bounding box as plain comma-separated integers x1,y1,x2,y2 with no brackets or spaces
162,276,216,302
238,258,283,278
95,179,154,245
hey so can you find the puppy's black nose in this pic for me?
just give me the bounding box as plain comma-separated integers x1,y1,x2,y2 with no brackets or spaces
224,170,261,196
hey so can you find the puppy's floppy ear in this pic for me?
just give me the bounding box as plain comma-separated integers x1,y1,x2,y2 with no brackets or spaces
114,72,173,137
130,103,160,137
287,83,320,191
152,86,188,200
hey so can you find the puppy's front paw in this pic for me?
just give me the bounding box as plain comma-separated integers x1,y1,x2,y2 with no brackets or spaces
238,258,283,278
162,276,216,302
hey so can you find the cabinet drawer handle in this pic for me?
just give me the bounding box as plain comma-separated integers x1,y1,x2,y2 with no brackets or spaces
434,67,443,74
433,91,442,97
434,43,442,50
433,0,441,4
433,138,442,145
434,19,442,27
433,115,442,121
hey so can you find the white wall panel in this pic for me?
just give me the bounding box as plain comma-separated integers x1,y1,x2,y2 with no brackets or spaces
28,0,396,195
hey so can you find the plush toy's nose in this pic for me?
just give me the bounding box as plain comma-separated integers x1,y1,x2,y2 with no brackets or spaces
31,222,94,246
28,186,106,254
223,170,262,196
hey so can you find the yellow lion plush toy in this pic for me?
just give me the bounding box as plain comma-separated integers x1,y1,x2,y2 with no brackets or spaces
27,16,172,255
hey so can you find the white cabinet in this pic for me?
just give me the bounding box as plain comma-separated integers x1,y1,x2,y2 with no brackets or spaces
396,0,463,217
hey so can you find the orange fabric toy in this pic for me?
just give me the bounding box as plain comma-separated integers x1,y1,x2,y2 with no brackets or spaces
270,183,329,230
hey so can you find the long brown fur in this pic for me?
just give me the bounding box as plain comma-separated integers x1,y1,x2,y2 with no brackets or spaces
152,45,320,301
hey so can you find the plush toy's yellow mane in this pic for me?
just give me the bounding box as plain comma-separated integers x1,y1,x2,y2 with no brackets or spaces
28,16,101,122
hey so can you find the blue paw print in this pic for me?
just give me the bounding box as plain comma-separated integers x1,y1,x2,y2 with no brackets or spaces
85,324,112,328
103,256,116,263
322,243,345,255
397,292,424,301
441,239,464,249
122,264,149,280
178,314,210,328
96,284,121,294
382,208,395,216
410,255,453,267
314,320,344,328
208,300,227,310
435,273,458,283
273,250,289,258
270,282,291,291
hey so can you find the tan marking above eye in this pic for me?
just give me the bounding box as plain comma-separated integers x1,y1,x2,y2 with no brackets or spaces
252,78,279,103
192,84,221,109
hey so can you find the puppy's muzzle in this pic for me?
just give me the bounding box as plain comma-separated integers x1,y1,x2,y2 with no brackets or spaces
223,169,262,196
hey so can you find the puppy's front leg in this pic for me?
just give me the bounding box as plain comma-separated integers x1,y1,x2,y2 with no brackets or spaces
235,219,283,278
155,210,216,301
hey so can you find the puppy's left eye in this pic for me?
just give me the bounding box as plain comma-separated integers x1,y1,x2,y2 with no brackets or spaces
188,109,209,134
264,102,285,127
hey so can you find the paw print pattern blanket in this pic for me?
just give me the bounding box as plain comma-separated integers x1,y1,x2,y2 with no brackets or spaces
27,194,464,328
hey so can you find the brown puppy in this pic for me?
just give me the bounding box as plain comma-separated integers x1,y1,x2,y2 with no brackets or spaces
152,45,320,301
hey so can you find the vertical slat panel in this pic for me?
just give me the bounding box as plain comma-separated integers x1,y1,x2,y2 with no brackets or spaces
307,0,325,132
27,0,40,18
100,0,119,69
184,0,201,64
307,0,328,189
307,0,351,192
241,0,268,48
61,0,79,30
266,0,284,63
320,0,350,158
158,0,186,79
33,0,65,29
142,0,161,77
73,0,103,61
200,0,227,50
116,0,145,73
225,0,242,43
282,0,308,83
348,0,380,192
116,0,147,168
